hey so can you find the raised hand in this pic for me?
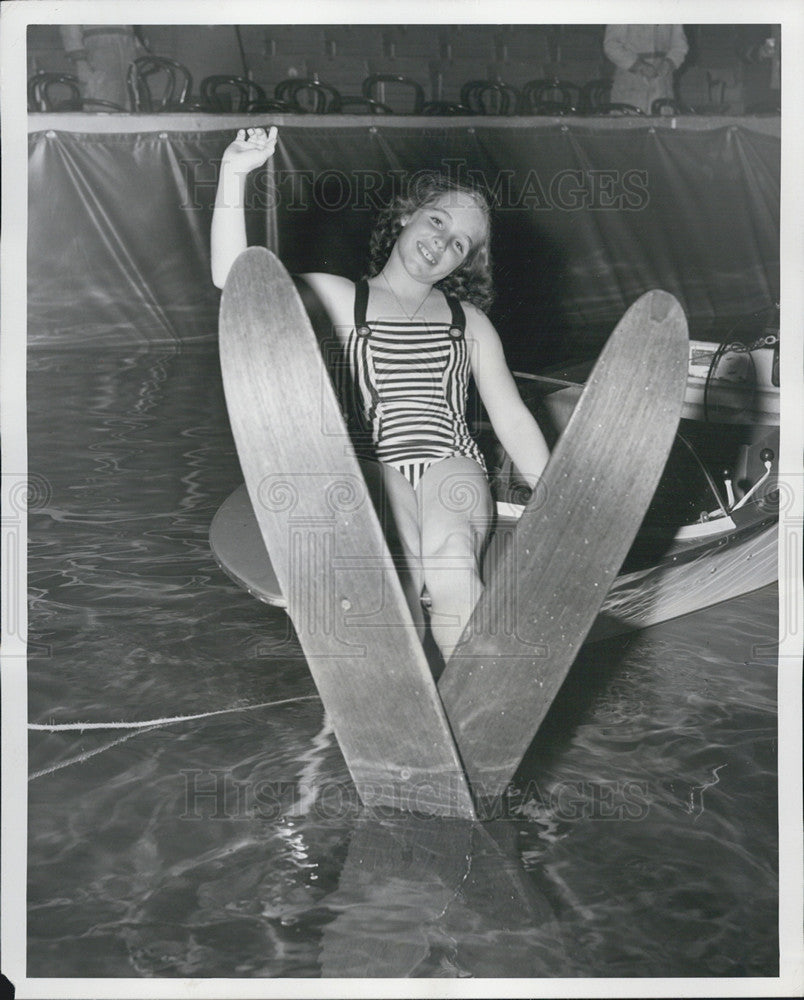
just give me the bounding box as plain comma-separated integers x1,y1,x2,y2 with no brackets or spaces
221,126,278,175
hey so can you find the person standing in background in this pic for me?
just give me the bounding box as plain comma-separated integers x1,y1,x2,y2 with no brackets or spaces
768,25,781,95
603,25,689,114
59,25,144,110
749,25,781,106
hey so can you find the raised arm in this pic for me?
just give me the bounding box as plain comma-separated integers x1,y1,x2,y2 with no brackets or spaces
466,307,550,490
210,126,278,289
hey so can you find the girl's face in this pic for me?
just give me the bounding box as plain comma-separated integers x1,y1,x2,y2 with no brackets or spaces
394,191,488,285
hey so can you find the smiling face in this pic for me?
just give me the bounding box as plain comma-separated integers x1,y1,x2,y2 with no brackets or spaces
392,191,489,286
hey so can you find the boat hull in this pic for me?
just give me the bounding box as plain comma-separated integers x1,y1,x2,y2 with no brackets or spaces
210,484,778,637
589,515,777,640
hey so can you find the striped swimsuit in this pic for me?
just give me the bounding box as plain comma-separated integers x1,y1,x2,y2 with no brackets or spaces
338,279,486,490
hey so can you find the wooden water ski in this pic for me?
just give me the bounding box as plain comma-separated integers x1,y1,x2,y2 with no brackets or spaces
438,290,689,807
219,247,475,819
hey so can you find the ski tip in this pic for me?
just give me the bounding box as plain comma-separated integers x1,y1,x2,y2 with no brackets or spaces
632,290,689,355
633,288,685,325
223,246,281,291
239,245,277,264
646,288,678,323
220,247,291,324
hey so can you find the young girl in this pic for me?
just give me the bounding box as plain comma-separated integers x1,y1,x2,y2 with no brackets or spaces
211,126,550,662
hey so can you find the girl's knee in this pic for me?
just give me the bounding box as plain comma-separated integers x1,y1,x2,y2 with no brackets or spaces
424,528,475,564
422,530,482,604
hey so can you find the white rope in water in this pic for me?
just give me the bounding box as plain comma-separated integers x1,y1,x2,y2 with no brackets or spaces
27,694,321,732
28,727,160,781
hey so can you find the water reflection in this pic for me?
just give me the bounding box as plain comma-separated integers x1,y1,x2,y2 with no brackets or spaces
320,813,560,978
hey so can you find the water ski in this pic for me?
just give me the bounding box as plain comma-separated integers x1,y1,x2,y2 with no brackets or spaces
219,247,475,819
438,289,689,808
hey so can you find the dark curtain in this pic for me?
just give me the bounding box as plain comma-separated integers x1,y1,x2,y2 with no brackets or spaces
28,123,779,367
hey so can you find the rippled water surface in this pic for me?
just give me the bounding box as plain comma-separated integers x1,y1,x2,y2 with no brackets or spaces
26,347,779,979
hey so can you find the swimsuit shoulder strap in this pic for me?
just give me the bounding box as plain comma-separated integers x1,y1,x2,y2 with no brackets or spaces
445,294,466,340
354,278,466,338
353,278,370,336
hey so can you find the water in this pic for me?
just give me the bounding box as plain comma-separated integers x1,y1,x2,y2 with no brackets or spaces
26,346,779,979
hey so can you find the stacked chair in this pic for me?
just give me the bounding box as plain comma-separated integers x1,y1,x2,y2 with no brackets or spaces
29,41,750,119
28,71,127,112
127,56,194,112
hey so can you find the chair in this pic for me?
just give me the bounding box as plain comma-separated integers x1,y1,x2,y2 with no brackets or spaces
246,98,296,113
519,78,580,115
579,78,612,114
274,78,307,104
651,98,683,117
290,80,341,114
127,56,193,112
274,78,341,113
362,74,425,114
79,98,130,112
28,73,131,113
29,73,129,112
28,72,82,111
596,103,646,117
459,80,519,115
680,72,730,115
199,75,267,112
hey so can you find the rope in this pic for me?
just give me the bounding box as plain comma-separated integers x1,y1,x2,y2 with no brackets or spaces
28,694,321,732
29,727,159,780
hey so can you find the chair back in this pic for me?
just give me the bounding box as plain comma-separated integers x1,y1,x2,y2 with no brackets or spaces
362,74,425,114
520,78,579,114
28,72,82,111
200,75,267,112
651,98,682,117
466,80,519,115
127,56,193,112
579,79,612,114
273,78,298,103
274,78,341,113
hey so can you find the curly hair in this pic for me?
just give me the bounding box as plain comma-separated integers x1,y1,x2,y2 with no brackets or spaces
365,172,495,312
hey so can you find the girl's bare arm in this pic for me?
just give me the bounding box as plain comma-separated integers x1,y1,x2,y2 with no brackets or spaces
210,127,277,288
467,307,550,490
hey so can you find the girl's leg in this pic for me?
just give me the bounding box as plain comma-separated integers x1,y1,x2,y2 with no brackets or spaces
358,458,425,639
418,456,493,661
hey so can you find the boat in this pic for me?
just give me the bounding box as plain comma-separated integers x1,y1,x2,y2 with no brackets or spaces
210,337,779,640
